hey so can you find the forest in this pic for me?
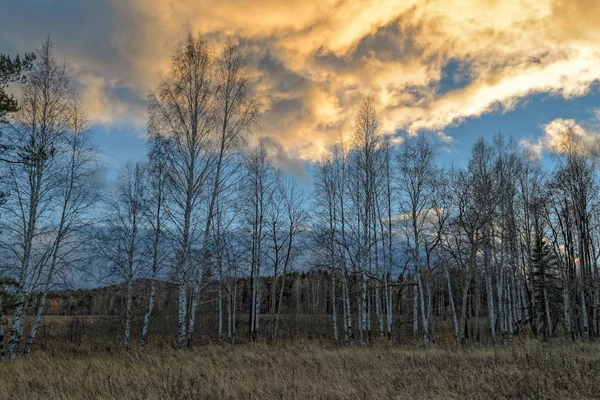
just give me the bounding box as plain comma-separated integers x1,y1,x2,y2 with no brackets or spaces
2,33,600,394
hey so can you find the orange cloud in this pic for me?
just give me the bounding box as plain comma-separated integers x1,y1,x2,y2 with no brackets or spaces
521,117,600,157
9,0,600,163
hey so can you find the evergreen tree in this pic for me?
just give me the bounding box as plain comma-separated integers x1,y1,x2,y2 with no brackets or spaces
0,52,35,209
0,277,19,360
0,53,35,122
531,234,562,340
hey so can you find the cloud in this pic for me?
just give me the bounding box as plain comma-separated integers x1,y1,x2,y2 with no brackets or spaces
520,117,600,157
519,138,544,160
544,118,600,155
259,136,307,178
3,0,600,163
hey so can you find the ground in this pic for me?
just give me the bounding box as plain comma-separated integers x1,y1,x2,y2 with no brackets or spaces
1,340,599,399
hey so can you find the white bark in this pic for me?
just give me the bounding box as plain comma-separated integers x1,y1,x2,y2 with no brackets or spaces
375,283,384,340
445,265,459,342
563,281,571,335
139,277,156,353
227,280,233,342
416,270,429,344
124,278,133,350
485,269,496,340
331,274,338,344
581,289,589,340
0,300,5,360
360,273,367,345
497,271,505,336
342,277,351,343
413,278,419,340
218,282,224,341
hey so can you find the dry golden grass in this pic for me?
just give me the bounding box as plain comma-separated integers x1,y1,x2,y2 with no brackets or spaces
1,340,599,399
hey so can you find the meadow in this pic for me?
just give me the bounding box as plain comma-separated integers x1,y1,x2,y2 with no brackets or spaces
1,339,599,399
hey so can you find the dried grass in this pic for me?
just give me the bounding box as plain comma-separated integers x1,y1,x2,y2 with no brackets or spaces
1,340,599,399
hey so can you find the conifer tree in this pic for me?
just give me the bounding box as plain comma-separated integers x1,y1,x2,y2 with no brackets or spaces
531,234,561,340
0,53,35,122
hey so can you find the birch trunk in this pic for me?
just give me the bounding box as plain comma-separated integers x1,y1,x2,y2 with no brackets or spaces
254,278,261,336
331,274,338,344
375,283,384,340
178,275,188,348
563,281,571,336
218,282,224,341
139,277,156,353
485,269,496,341
231,279,237,344
518,276,529,331
581,289,589,340
445,265,459,342
497,271,505,337
8,292,26,359
273,267,288,342
360,274,367,345
416,270,429,344
8,193,39,359
179,191,193,349
366,284,372,341
25,183,68,354
227,280,233,343
413,277,419,340
124,278,133,351
513,273,522,332
385,274,393,343
187,275,201,346
593,263,599,338
459,246,476,343
342,277,350,344
24,246,61,356
140,168,164,353
0,297,5,360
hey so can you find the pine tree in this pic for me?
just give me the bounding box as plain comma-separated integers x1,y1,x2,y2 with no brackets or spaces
0,53,35,121
530,235,562,340
0,52,35,210
0,278,19,360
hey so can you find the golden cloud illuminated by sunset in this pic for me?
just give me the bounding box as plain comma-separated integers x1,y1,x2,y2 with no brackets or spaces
35,0,600,161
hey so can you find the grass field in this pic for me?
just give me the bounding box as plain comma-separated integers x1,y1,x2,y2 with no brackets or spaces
1,340,599,399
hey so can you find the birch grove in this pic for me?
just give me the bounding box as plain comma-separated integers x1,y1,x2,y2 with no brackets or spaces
5,34,600,357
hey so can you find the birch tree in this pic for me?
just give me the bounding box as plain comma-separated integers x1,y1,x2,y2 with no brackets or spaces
139,136,169,352
148,33,215,348
450,166,485,343
270,176,306,343
99,163,148,350
195,40,257,343
349,97,382,345
24,103,100,355
0,38,76,359
243,139,277,340
314,154,341,343
397,135,438,345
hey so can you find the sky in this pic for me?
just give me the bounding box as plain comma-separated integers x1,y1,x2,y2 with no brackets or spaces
2,0,600,182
